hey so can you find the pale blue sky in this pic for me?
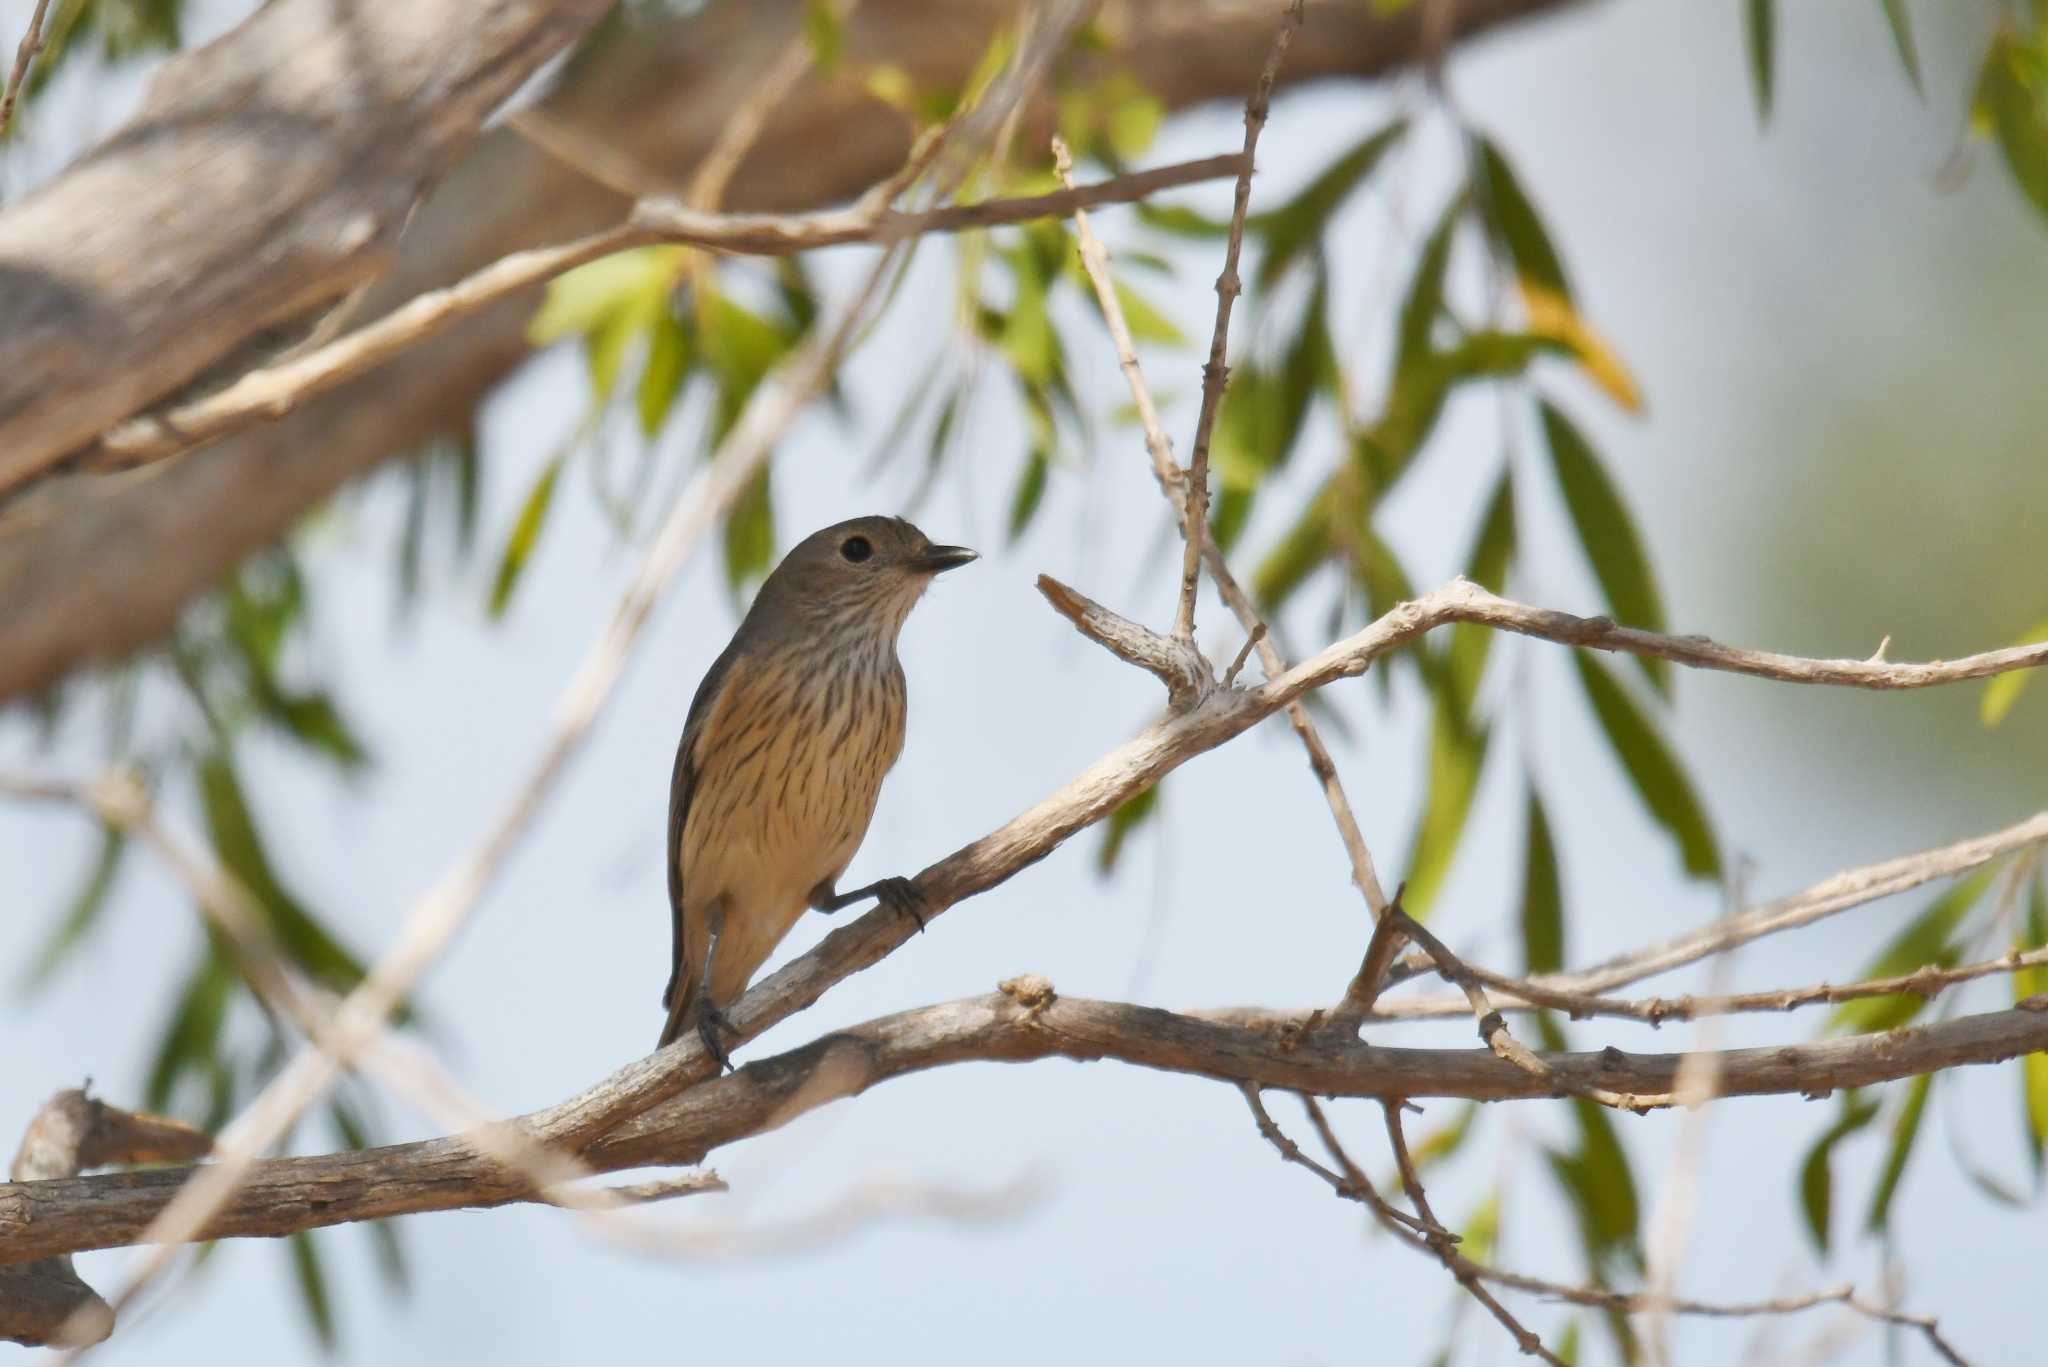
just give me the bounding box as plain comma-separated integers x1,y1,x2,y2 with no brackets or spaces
6,2,2046,1363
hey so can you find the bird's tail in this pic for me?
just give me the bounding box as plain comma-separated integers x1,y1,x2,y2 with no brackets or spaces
657,969,695,1051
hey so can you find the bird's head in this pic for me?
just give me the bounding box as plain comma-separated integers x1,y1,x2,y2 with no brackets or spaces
751,514,977,639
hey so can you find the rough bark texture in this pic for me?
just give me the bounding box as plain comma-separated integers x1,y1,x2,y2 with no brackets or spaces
0,0,613,490
0,1090,211,1347
2,989,2042,1267
0,0,1588,703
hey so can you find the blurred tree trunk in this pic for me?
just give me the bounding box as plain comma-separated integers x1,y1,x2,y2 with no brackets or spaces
0,0,1586,703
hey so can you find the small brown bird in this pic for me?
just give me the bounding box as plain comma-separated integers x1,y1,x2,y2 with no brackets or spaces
659,514,977,1064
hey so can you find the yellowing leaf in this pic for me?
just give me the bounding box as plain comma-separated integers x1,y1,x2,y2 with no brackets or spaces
1981,615,2048,726
1522,285,1642,413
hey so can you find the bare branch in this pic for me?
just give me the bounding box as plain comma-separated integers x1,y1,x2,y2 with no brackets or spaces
1372,807,2048,1022
8,985,2047,1267
1369,1099,1565,1365
2,1090,209,1348
1174,0,1304,645
1389,904,1671,1113
1054,87,1394,1000
1037,574,1208,708
0,0,52,138
77,153,1246,480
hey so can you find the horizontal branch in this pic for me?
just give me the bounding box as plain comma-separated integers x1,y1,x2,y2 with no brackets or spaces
6,578,2038,1267
1367,807,2048,1022
6,983,2045,1265
76,153,1245,478
1,1089,210,1347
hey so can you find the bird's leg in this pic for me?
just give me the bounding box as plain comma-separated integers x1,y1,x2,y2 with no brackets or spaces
694,900,737,1071
809,875,928,932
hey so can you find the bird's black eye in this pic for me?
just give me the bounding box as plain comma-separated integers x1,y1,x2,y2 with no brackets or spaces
840,535,873,563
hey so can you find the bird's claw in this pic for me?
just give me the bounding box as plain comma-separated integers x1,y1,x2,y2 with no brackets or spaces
875,876,928,933
694,999,737,1073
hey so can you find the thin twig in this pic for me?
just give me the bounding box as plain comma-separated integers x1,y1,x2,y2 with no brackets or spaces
1370,807,2048,1023
1389,902,1670,1112
1368,1098,1566,1365
77,153,1245,478
1175,0,1303,645
0,0,53,139
1054,59,1394,997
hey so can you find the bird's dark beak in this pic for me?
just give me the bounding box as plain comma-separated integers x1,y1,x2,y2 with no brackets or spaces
908,545,979,574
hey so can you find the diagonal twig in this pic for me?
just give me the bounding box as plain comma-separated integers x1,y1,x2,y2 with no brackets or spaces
0,0,53,140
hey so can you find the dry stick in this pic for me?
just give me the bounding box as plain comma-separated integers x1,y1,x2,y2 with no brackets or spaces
1375,806,2048,1023
1389,903,1670,1113
79,152,1245,475
1052,38,1393,980
1237,1086,1437,1236
1307,1097,1566,1366
1388,1100,1967,1367
0,0,53,139
1172,0,1302,647
10,984,2048,1267
2,1090,210,1349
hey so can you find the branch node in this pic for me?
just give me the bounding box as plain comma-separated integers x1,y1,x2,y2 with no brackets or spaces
1037,574,1212,710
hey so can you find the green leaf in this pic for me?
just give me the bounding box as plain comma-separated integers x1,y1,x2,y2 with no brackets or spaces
1555,1319,1582,1365
487,454,565,619
1402,705,1488,918
1400,1104,1480,1182
1521,788,1564,975
1745,0,1775,122
265,691,369,773
1447,470,1515,711
1829,868,1995,1034
1097,784,1160,875
19,825,128,994
1396,193,1464,372
1796,1090,1882,1253
1458,1189,1501,1266
1979,28,2048,228
1878,0,1922,94
1570,651,1720,878
1251,119,1409,290
702,291,799,441
1357,330,1566,489
289,1231,339,1350
1111,278,1185,346
2021,877,2048,1170
802,0,845,70
1008,450,1050,543
1981,615,2048,726
722,468,775,594
997,245,1058,386
1472,137,1570,298
528,247,680,398
1539,402,1669,695
636,311,692,437
146,943,237,1113
197,750,373,995
1133,203,1230,238
1253,495,1334,612
1864,1073,1933,1233
1543,1091,1646,1306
